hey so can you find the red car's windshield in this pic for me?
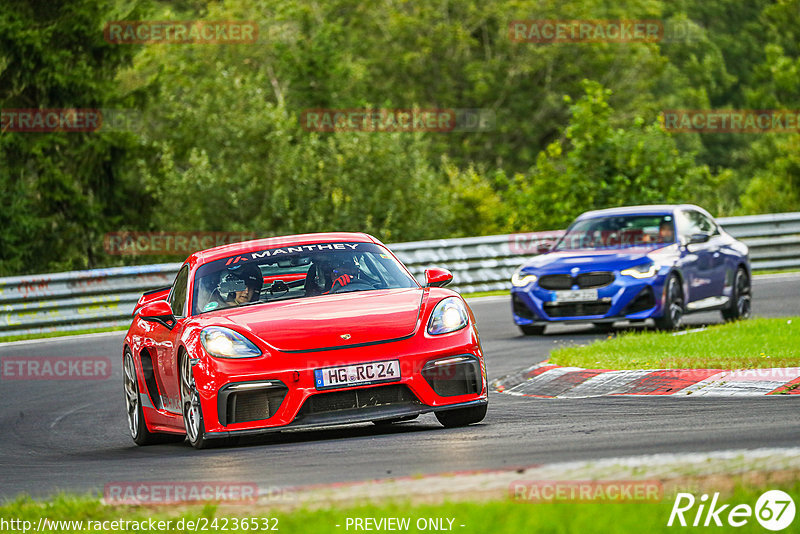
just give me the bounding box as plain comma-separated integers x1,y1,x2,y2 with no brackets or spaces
555,214,675,251
192,242,418,315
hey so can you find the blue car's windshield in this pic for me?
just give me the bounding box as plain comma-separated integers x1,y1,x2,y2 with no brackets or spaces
555,214,675,251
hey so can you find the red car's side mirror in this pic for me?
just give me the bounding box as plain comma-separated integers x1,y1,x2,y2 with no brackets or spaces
425,268,453,288
139,300,176,329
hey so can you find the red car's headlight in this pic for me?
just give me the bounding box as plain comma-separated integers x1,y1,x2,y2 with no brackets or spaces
427,297,469,335
200,326,262,359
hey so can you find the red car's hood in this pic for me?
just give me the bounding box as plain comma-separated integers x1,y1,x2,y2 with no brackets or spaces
214,288,423,352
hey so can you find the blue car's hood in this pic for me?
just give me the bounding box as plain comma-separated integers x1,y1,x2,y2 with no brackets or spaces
521,245,669,274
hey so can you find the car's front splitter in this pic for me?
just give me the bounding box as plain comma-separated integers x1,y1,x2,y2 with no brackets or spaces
204,398,488,439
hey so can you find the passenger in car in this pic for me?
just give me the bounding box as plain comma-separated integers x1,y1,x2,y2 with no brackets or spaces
202,264,263,311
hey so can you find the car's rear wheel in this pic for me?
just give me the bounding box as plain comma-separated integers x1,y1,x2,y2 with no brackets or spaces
654,274,684,330
722,267,751,321
124,350,182,445
519,324,545,336
435,404,487,428
180,353,212,449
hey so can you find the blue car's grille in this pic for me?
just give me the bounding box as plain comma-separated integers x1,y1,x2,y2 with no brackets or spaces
512,294,535,320
538,274,573,289
539,272,614,290
577,272,615,288
623,287,656,314
543,301,612,318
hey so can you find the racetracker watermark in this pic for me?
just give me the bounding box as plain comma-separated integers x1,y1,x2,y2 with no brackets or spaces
1,109,102,132
104,232,257,255
300,108,495,132
1,357,112,380
510,20,661,43
508,231,566,255
104,21,258,44
4,517,280,532
661,110,800,133
509,19,701,43
3,108,165,135
511,480,663,502
102,482,261,505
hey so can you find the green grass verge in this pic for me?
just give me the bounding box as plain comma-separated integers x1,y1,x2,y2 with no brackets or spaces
2,479,797,533
463,289,507,299
550,317,800,370
0,325,129,344
753,267,800,276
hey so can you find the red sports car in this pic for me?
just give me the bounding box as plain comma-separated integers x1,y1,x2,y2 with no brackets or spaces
123,232,488,448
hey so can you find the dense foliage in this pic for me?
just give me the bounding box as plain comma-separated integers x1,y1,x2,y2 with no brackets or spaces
1,0,797,274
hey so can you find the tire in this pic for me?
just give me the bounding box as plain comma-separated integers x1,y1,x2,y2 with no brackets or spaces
654,275,684,330
124,350,182,446
722,267,752,322
180,353,212,449
519,324,546,336
435,404,487,428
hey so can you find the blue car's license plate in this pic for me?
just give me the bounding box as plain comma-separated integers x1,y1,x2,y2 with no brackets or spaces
553,289,598,303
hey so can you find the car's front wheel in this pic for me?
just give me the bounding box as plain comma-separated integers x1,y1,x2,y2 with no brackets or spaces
180,353,212,449
435,404,487,428
722,267,752,321
124,350,182,445
654,274,684,330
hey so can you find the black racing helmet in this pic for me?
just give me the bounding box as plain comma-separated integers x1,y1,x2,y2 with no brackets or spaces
331,255,358,278
218,263,263,302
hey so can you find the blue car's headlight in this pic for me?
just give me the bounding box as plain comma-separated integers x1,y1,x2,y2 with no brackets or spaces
511,270,538,287
621,262,658,279
427,297,469,335
200,326,262,358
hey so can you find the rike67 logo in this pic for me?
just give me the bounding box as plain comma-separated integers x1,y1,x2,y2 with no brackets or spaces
668,490,795,531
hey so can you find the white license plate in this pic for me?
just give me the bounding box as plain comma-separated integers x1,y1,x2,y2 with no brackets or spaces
314,359,401,390
553,289,598,303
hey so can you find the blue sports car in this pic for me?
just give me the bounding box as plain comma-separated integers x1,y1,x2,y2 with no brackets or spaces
511,205,752,334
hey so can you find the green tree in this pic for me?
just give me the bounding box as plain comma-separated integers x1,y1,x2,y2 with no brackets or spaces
504,81,711,230
0,0,154,274
739,135,800,214
130,40,453,243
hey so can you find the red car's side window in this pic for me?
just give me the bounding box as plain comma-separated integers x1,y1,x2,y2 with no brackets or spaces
169,265,190,317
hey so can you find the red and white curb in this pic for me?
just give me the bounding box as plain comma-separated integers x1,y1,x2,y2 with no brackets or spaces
493,362,800,398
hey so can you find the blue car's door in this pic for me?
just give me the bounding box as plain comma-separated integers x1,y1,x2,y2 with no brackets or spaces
676,210,724,302
691,211,727,298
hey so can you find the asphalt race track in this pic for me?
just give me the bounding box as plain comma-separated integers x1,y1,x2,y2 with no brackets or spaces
1,274,798,499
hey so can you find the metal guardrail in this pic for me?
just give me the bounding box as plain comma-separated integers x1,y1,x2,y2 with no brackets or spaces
1,212,799,338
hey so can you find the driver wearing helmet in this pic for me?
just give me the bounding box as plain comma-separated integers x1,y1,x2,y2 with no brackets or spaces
319,255,359,294
203,263,263,311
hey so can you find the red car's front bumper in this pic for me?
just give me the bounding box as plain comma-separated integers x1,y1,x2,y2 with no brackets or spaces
191,325,488,437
